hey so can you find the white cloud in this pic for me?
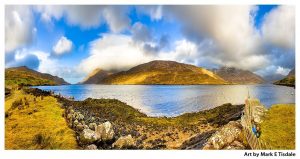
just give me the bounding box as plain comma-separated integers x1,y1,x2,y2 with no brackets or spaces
165,6,264,71
34,5,130,32
52,36,73,55
131,22,151,43
137,6,163,21
262,6,295,49
275,66,290,76
159,39,199,65
79,35,208,74
5,49,40,69
79,34,155,73
102,6,131,33
5,6,36,52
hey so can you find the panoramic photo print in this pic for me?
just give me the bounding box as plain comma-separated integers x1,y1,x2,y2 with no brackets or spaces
5,5,295,150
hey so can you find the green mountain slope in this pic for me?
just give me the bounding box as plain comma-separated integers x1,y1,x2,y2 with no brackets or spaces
274,68,295,87
5,66,69,87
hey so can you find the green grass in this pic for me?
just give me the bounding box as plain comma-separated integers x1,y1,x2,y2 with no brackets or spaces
274,76,295,87
260,104,295,149
5,68,56,88
64,96,243,129
5,90,78,149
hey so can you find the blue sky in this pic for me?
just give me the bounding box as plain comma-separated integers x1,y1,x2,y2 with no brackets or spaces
5,5,294,83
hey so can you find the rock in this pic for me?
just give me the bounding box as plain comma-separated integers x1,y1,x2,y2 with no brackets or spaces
85,144,98,150
68,122,73,128
95,121,115,141
78,114,84,121
84,124,89,129
223,141,245,150
69,109,75,114
76,123,85,131
71,114,76,121
73,120,79,127
180,130,216,149
79,129,97,144
112,135,136,149
89,123,97,130
81,121,85,125
202,121,243,150
67,113,73,121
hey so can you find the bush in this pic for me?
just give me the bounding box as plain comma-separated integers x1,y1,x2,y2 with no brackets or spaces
11,99,23,110
24,98,29,106
33,133,52,149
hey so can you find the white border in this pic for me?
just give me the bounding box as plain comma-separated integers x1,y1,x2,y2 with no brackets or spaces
0,0,298,159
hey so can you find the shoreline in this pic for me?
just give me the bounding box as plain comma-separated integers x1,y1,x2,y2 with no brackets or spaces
23,87,245,149
6,87,295,150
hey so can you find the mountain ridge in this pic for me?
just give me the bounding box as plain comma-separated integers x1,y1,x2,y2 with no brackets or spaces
83,60,228,85
5,66,69,87
274,68,295,87
212,67,265,84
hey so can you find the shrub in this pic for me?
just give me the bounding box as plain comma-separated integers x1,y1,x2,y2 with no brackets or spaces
33,133,52,149
11,99,23,110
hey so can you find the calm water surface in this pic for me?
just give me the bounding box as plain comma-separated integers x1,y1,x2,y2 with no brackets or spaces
33,84,295,117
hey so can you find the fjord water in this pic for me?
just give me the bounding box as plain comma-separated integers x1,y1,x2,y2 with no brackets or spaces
33,84,295,117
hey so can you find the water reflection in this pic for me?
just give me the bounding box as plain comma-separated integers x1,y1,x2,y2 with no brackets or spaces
33,84,295,117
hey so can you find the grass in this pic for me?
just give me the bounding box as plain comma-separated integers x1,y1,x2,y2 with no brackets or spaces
20,88,245,149
5,90,78,149
274,76,295,87
136,103,243,128
65,97,243,129
259,104,295,149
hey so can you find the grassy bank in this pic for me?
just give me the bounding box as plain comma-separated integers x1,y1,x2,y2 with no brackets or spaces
56,95,243,149
260,104,295,149
5,90,77,149
23,88,244,149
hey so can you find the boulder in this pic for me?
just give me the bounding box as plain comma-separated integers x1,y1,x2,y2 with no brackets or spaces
79,129,97,144
84,124,89,129
67,113,73,120
89,123,97,131
72,113,77,121
223,141,245,150
78,114,85,121
112,135,136,149
85,144,98,150
69,109,75,114
95,121,115,141
73,120,79,127
202,121,243,150
180,130,216,149
76,123,85,131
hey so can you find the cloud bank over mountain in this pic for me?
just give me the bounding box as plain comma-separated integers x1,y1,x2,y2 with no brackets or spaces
5,5,295,83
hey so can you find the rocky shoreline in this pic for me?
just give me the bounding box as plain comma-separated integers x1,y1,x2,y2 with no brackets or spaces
24,88,248,150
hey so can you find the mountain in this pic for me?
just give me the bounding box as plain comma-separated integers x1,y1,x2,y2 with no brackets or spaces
81,68,112,84
263,74,285,83
274,68,295,87
212,67,265,84
84,60,228,85
5,66,69,87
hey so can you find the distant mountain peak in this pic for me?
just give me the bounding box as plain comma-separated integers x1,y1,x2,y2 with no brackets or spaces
274,68,295,87
81,68,112,84
213,66,265,84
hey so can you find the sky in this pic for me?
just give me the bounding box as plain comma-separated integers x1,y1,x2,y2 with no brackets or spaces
5,5,295,84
